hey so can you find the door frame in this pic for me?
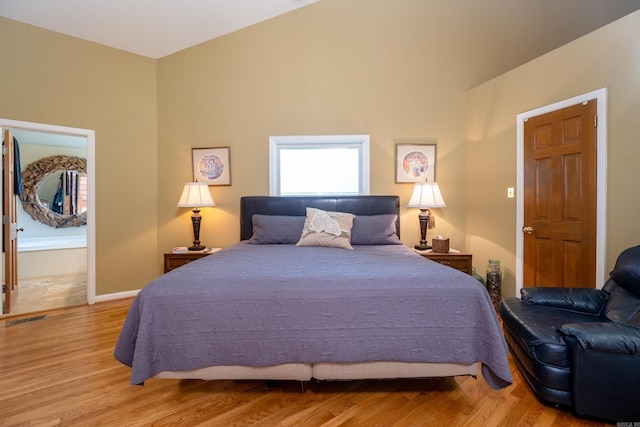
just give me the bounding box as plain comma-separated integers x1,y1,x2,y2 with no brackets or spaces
0,118,96,305
515,88,607,295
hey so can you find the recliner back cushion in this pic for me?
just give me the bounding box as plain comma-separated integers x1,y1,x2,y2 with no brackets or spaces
603,245,640,324
603,282,640,324
610,245,640,296
628,311,640,327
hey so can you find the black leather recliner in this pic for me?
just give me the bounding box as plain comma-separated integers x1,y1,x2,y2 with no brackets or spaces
499,245,640,422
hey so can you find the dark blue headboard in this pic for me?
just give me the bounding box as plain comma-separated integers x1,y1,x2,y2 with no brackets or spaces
240,196,400,241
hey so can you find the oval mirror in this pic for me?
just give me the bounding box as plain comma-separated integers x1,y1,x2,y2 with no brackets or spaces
21,155,87,228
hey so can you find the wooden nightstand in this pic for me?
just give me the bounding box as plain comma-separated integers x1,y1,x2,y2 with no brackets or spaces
415,250,473,275
164,248,221,273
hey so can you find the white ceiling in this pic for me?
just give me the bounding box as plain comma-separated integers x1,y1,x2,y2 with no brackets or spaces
0,0,320,58
1,0,639,64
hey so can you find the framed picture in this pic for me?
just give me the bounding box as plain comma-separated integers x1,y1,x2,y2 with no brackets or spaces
395,139,437,183
192,147,231,186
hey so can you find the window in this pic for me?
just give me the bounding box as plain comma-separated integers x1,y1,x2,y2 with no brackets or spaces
269,135,370,196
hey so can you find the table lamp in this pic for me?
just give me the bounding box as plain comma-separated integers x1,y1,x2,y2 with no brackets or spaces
177,182,216,251
407,181,446,250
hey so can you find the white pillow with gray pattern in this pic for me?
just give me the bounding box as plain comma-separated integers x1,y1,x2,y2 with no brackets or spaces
296,207,355,250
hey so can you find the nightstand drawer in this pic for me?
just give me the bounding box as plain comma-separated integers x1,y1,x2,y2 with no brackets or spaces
416,251,473,275
164,249,221,273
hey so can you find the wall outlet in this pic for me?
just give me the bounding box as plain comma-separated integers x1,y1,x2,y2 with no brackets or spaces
507,187,515,198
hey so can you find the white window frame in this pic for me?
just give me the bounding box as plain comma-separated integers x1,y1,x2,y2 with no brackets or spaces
269,135,370,196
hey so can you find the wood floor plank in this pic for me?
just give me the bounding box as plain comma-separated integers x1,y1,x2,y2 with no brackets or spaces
0,298,615,426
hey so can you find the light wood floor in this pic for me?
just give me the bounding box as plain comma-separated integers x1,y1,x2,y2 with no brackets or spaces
2,273,87,318
0,299,614,427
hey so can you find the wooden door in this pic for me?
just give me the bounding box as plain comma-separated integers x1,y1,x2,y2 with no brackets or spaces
3,129,19,312
523,100,597,288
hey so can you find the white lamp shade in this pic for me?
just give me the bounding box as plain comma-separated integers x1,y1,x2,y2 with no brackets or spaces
177,182,216,207
407,182,446,208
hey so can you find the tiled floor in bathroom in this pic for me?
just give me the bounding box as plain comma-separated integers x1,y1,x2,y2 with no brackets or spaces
2,273,87,317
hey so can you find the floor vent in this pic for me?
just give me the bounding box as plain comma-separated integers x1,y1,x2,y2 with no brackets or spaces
6,315,48,327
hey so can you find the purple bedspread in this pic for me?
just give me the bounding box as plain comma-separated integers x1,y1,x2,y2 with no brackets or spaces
115,243,512,389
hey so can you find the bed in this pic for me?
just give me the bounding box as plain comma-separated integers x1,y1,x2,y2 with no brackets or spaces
115,196,512,390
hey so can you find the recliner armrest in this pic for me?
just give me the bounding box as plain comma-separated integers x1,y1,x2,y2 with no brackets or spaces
560,322,640,354
521,287,608,315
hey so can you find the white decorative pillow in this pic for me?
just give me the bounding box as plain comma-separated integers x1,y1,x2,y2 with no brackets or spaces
296,207,355,249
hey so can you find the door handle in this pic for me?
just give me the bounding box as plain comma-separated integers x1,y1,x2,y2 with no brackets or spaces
17,227,24,232
522,226,534,234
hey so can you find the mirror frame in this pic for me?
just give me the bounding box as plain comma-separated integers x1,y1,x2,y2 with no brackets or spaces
21,155,87,228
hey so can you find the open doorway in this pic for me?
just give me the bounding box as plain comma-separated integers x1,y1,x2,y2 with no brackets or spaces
1,119,95,316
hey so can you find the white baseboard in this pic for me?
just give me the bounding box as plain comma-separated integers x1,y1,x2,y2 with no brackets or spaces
19,235,87,252
94,289,140,303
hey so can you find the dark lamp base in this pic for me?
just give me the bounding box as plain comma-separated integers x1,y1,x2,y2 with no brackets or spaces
188,245,206,251
415,244,431,250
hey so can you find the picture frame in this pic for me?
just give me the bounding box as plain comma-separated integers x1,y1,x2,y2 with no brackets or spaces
192,147,231,186
395,139,437,183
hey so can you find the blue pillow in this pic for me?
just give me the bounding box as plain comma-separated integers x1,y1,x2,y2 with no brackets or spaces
248,215,305,244
351,214,401,245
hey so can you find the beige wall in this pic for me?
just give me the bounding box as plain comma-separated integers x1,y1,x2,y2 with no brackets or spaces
156,0,523,257
0,17,159,295
465,11,640,298
19,248,87,279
